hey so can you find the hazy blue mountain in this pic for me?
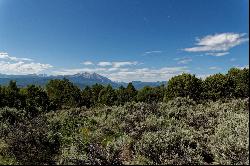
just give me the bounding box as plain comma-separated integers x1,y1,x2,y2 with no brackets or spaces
0,72,167,89
117,81,167,89
130,81,166,89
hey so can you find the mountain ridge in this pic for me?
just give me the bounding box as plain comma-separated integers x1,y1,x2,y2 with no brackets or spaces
0,72,167,89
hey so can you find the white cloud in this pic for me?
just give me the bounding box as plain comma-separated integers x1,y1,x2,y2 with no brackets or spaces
0,52,33,61
81,61,93,65
174,57,192,64
209,66,221,70
97,61,112,67
205,52,229,56
196,74,212,80
107,67,120,72
119,68,129,72
112,61,138,68
0,52,52,74
107,66,189,82
234,65,249,69
183,33,249,54
0,53,189,82
0,61,52,74
97,61,138,68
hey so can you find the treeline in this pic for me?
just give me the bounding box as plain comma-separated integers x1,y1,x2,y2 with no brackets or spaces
0,67,248,112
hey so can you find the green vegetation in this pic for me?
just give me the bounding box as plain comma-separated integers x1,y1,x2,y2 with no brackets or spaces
164,73,202,102
0,67,249,165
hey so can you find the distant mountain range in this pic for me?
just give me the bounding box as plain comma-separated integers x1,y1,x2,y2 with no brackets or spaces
0,72,166,89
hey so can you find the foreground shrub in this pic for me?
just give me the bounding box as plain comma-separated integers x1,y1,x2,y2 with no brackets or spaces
209,107,249,165
0,107,60,164
0,97,248,165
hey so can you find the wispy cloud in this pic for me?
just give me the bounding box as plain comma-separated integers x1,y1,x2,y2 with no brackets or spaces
81,61,94,65
174,57,192,64
205,52,229,57
0,52,52,74
143,50,163,56
144,50,162,54
97,61,138,68
209,66,221,70
183,33,249,55
107,67,120,72
230,58,236,62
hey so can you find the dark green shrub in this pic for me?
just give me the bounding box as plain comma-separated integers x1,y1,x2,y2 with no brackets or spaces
46,78,82,108
226,67,249,98
165,73,203,102
202,73,231,101
137,86,164,103
98,85,117,106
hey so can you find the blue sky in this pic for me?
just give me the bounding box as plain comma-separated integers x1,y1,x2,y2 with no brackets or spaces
0,0,249,82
